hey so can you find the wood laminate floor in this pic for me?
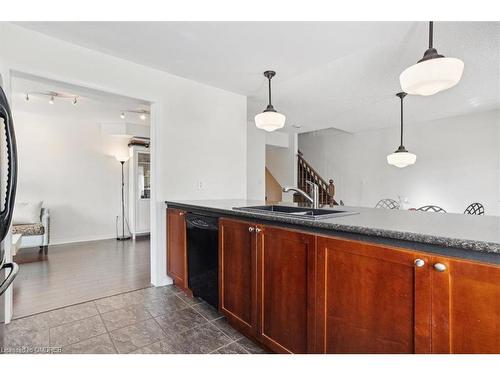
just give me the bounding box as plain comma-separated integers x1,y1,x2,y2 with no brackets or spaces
12,237,151,318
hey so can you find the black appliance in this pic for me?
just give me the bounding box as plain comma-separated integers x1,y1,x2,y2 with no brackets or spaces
0,84,19,298
185,213,218,308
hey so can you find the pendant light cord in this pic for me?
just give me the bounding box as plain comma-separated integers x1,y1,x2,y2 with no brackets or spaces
400,95,404,147
428,21,433,49
267,76,272,107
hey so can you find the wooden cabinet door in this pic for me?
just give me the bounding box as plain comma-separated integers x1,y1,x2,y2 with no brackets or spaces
430,257,500,353
219,218,257,337
256,225,316,353
315,236,432,354
166,208,188,290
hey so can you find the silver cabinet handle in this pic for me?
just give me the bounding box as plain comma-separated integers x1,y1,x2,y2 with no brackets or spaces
255,228,262,233
248,227,255,232
414,259,425,267
434,263,447,272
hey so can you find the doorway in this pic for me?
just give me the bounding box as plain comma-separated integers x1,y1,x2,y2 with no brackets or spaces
9,72,153,318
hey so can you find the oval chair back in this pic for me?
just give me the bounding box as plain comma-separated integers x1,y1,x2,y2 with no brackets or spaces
464,203,485,215
417,205,447,213
375,199,400,210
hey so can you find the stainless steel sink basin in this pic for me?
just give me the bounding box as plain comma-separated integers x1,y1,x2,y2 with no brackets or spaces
233,205,358,220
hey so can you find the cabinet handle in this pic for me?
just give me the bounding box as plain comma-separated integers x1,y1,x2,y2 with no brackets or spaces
433,263,447,272
255,228,262,233
414,259,425,267
248,227,255,232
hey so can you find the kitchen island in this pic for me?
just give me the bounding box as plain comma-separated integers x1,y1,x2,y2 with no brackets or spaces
165,199,500,354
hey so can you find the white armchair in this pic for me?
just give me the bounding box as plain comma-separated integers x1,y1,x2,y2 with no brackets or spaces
12,208,50,254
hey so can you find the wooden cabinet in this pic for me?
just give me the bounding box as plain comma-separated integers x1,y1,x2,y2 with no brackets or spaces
219,218,315,353
166,208,188,291
216,214,500,354
219,218,257,337
430,256,500,353
257,225,316,353
315,236,431,353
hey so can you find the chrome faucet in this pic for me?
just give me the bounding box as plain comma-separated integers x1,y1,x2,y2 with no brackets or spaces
282,181,320,209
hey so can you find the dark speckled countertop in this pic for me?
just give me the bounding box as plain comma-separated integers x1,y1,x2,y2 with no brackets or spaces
165,199,500,263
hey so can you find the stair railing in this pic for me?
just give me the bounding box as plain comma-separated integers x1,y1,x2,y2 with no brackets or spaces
297,151,337,206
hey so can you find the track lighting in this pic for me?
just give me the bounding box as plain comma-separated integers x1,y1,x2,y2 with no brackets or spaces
25,93,30,102
140,113,146,121
49,96,55,104
120,112,125,119
73,97,78,105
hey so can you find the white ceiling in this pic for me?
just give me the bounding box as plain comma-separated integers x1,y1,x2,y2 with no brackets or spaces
11,72,150,125
15,21,500,133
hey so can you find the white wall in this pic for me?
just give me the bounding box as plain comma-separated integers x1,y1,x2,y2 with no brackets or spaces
265,132,298,202
299,110,500,215
246,121,265,200
13,110,132,244
0,23,248,285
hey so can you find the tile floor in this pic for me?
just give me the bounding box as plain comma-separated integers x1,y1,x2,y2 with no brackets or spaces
0,285,268,354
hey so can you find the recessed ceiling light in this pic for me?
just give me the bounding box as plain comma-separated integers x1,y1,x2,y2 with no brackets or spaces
140,113,146,120
468,97,481,107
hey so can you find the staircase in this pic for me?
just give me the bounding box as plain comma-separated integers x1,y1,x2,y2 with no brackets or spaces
296,150,337,206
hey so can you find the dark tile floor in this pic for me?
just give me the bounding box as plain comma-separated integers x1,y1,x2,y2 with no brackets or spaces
0,285,268,354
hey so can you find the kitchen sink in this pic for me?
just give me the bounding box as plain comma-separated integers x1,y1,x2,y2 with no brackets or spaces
233,205,358,220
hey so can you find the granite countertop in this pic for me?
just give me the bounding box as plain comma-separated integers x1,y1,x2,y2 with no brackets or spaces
165,199,500,255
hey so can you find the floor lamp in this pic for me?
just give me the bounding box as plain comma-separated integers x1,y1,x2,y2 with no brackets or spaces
116,154,131,241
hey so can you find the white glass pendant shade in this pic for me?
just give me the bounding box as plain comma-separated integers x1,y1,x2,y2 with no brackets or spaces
255,70,285,132
255,111,286,132
400,57,464,96
387,151,417,168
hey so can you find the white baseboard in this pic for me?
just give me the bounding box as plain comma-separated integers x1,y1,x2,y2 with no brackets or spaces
49,233,119,246
152,275,173,287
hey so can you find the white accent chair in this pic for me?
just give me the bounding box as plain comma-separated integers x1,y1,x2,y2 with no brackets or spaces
12,207,50,254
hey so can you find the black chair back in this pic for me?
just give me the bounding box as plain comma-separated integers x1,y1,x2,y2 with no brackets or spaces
375,199,400,210
417,205,447,213
464,203,485,215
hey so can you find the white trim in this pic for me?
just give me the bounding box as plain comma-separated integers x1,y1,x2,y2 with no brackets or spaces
48,233,118,246
149,103,172,287
8,67,163,287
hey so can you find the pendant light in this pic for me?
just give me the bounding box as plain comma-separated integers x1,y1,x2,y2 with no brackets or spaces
387,92,417,168
255,70,286,132
400,21,464,96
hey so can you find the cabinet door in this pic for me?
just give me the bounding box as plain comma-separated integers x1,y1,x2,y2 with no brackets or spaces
219,218,257,337
166,208,188,290
316,236,432,354
430,257,500,353
257,225,316,353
